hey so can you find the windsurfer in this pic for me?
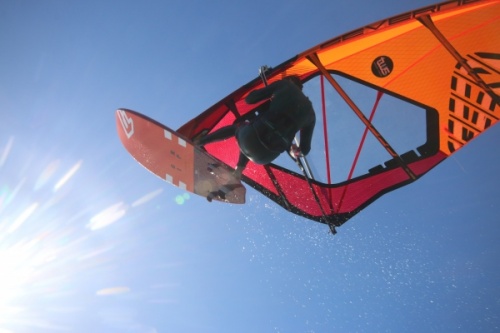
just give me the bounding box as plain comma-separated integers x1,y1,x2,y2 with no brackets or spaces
194,75,316,178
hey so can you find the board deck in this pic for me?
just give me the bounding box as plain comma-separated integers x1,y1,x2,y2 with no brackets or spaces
116,108,245,204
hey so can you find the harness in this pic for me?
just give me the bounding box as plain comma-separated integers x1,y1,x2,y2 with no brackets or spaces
255,117,294,153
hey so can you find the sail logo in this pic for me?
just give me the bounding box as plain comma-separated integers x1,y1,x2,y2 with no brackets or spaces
118,110,135,139
446,52,499,153
372,56,394,78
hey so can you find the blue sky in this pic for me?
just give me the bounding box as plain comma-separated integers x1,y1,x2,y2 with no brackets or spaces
1,1,499,332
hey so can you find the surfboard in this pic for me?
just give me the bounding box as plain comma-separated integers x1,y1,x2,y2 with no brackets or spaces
116,108,246,204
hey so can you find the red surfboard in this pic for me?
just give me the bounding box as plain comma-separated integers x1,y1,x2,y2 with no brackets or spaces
116,108,245,204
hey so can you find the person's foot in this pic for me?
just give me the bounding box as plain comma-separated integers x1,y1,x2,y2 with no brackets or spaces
193,137,202,145
233,167,243,180
192,130,209,146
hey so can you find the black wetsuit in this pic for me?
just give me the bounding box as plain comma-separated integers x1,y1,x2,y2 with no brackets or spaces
197,78,316,171
245,79,315,156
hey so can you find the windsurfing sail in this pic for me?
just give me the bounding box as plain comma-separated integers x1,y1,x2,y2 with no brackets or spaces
176,0,499,229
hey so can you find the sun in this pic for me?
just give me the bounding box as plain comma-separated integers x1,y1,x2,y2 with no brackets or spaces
0,244,33,306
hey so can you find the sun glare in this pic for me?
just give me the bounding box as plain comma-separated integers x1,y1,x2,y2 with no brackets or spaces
0,137,89,330
0,135,170,331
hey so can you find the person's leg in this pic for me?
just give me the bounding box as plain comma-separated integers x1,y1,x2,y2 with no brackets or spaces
194,125,238,145
194,124,249,179
233,153,249,179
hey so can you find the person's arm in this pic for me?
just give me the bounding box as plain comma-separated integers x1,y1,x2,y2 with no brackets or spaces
245,81,280,104
298,116,315,156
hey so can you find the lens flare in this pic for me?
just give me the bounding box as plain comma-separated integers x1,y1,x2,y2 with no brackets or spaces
174,193,190,205
53,160,82,192
87,202,127,231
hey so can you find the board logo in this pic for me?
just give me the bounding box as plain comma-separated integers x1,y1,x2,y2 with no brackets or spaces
372,56,394,77
118,110,134,139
